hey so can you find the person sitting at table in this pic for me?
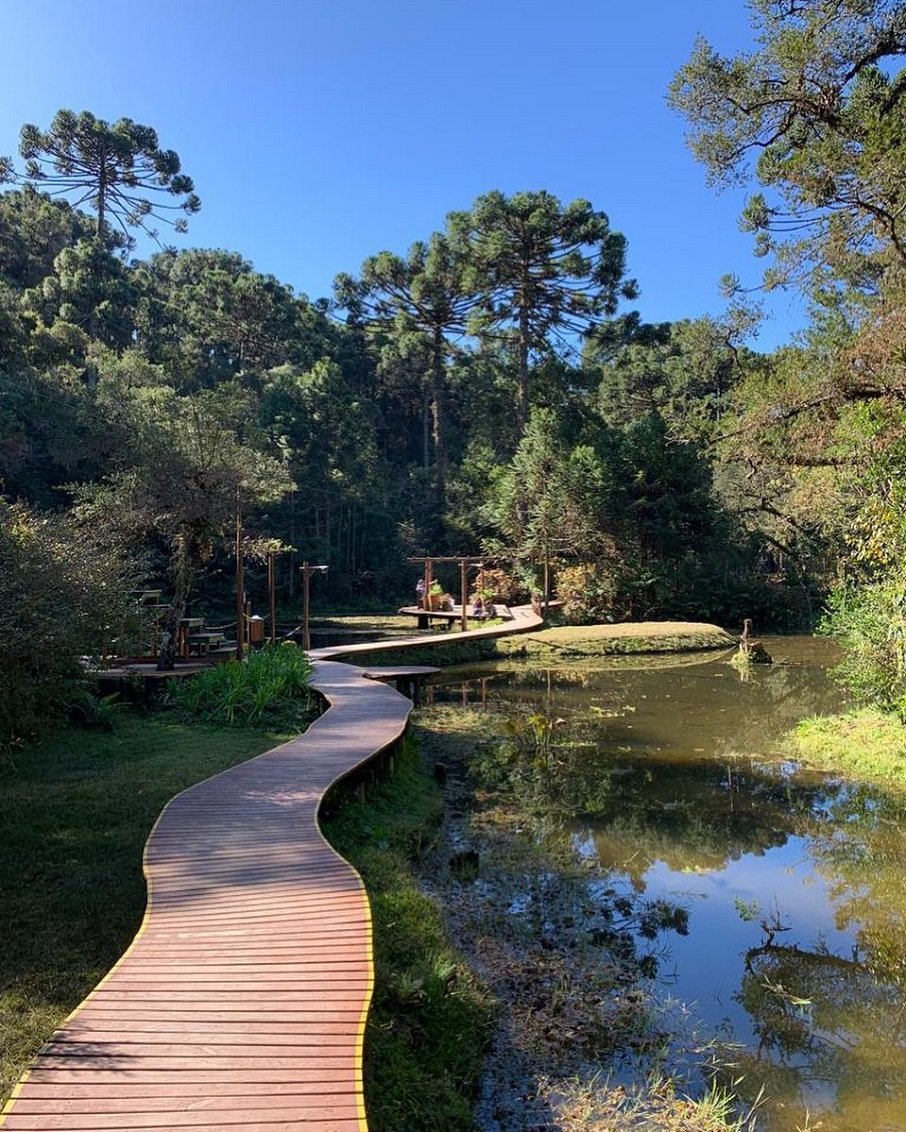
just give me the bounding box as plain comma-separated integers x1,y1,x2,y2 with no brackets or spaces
472,596,486,620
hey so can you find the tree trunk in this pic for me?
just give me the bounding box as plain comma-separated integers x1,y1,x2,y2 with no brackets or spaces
422,382,431,469
518,304,530,436
430,324,448,500
156,533,194,671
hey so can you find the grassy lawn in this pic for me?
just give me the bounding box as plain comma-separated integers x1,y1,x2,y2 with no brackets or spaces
0,714,283,1104
498,620,736,658
1,703,490,1130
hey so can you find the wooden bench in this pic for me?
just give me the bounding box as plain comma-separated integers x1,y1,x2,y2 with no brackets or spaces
397,604,515,629
397,605,462,630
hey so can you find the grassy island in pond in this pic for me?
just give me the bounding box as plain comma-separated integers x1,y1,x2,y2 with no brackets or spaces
499,620,736,659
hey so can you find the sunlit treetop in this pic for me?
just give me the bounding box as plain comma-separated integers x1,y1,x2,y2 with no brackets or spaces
13,109,200,245
669,0,906,299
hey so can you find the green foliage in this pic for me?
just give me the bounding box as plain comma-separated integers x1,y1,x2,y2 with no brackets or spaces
171,644,315,727
790,708,906,788
556,561,619,623
451,189,638,429
18,109,200,241
484,406,615,574
323,738,492,1131
0,188,97,290
594,316,755,444
0,102,827,638
669,0,906,295
136,248,319,388
0,498,136,746
820,581,906,717
336,233,478,498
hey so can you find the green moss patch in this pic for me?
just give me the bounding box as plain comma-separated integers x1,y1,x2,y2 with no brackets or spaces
322,738,492,1131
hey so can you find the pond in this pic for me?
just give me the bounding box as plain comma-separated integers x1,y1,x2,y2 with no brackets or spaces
425,638,906,1132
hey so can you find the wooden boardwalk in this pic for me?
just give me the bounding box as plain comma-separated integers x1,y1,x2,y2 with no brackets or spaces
2,607,543,1131
308,602,543,663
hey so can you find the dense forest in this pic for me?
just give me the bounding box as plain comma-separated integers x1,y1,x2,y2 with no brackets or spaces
4,0,906,741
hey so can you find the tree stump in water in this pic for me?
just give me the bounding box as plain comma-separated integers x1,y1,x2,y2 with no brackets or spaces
737,618,773,664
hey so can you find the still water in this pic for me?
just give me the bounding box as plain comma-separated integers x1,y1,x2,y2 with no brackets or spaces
429,639,906,1131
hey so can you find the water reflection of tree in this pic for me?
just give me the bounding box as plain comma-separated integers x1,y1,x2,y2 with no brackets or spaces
573,752,828,884
440,654,843,783
474,693,839,880
457,714,695,1040
708,782,906,1130
730,934,906,1130
444,655,906,1128
807,785,906,986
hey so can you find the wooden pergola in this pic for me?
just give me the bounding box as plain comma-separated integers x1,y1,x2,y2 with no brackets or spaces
407,555,490,631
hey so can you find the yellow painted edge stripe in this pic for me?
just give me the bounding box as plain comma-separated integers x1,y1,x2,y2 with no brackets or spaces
309,665,411,1132
353,869,375,1130
0,733,277,1123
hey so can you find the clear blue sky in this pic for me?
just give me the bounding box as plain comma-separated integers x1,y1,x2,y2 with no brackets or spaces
0,0,807,351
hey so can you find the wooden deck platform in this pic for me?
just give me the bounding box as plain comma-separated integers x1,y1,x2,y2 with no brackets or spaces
311,602,541,663
3,606,544,1131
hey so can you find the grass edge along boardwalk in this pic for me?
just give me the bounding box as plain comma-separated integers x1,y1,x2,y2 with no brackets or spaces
1,662,413,1132
1,606,544,1131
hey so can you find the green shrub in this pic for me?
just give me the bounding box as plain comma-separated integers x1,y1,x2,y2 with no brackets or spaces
820,581,906,717
171,644,315,728
0,499,136,747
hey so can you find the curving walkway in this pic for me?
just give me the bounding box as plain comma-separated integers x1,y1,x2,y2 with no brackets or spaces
2,607,543,1131
308,602,543,663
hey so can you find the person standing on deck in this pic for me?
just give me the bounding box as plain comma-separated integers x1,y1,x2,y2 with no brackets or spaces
415,577,426,608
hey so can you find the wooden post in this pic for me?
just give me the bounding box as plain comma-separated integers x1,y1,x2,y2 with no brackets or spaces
235,506,245,660
268,551,276,645
302,561,311,652
460,558,468,632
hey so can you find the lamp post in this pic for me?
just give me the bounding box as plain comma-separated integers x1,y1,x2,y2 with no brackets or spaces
267,550,276,645
235,505,245,660
299,561,328,651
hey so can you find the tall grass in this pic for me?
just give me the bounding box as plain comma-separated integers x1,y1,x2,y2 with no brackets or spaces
171,644,315,728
